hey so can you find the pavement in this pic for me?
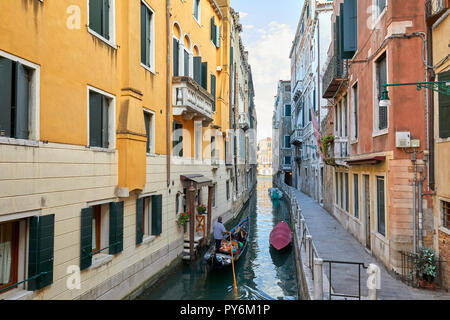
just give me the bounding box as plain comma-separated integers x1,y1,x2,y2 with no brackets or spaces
289,187,450,300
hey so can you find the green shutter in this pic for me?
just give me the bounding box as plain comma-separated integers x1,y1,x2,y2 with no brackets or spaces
136,198,144,245
102,0,110,40
80,207,93,271
28,215,55,291
210,17,215,43
151,195,163,236
89,0,102,35
377,177,386,236
184,50,190,77
201,62,208,90
342,0,358,59
101,96,109,149
0,57,12,138
141,3,147,65
89,92,102,147
211,74,216,112
173,38,179,76
438,70,450,138
14,62,29,140
193,56,202,85
144,112,151,153
109,202,124,255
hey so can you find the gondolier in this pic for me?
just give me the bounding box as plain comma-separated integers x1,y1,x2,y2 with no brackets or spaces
213,217,228,253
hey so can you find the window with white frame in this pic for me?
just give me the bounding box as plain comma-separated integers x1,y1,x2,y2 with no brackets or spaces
88,87,115,149
193,0,201,23
442,200,450,230
143,109,155,154
142,197,153,237
0,52,39,142
141,1,155,71
88,0,115,45
351,83,359,141
375,52,388,132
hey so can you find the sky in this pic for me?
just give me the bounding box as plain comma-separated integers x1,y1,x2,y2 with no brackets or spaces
230,0,302,143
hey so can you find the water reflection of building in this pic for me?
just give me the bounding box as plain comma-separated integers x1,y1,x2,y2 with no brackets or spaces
257,138,273,176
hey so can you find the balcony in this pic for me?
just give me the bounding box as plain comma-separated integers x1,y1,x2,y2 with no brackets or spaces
322,55,348,99
172,76,214,127
292,80,303,103
239,112,250,131
426,0,450,25
324,138,349,166
290,128,304,146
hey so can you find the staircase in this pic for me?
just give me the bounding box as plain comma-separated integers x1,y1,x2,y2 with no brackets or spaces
181,214,208,261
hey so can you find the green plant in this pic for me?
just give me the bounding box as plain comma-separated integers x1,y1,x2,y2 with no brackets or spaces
320,134,335,158
413,247,438,283
197,204,207,214
177,210,191,226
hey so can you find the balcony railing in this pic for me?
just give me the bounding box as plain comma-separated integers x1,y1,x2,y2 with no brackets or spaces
172,76,214,126
322,55,348,99
239,112,250,131
426,0,450,24
291,128,304,146
324,139,349,166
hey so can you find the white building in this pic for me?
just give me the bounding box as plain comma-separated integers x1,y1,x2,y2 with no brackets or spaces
289,0,332,204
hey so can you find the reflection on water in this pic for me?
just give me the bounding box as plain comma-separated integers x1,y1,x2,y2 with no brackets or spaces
135,176,298,300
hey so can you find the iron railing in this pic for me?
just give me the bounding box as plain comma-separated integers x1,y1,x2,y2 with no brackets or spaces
322,55,348,99
426,0,450,21
323,260,368,300
399,250,448,288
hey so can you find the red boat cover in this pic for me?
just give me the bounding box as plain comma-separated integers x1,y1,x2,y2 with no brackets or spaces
270,221,292,250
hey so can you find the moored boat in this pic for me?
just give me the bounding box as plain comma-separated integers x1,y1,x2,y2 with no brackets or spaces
204,217,249,269
268,188,283,201
270,221,292,251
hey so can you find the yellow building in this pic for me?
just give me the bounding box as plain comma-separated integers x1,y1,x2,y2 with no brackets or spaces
0,0,253,300
429,2,450,290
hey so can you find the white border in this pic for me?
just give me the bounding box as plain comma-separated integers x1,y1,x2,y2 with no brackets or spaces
87,0,117,49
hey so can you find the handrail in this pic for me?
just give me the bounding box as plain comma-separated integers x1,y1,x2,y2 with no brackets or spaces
89,241,122,256
0,272,48,294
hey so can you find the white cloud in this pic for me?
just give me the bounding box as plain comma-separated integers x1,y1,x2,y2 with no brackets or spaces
244,21,294,142
239,11,248,19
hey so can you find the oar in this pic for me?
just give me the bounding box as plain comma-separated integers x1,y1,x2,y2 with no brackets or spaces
228,232,238,297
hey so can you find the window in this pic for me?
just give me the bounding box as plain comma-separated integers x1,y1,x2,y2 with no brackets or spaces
340,172,344,208
142,197,153,237
285,104,292,117
173,121,183,157
354,174,359,218
141,2,155,71
226,181,230,201
173,38,180,76
210,17,220,48
194,121,203,160
144,109,154,154
376,53,388,131
80,202,124,270
213,185,217,208
285,156,292,165
0,55,39,141
352,83,358,140
343,96,348,138
438,70,450,139
193,0,200,22
376,0,386,15
211,136,216,161
335,172,339,205
345,173,349,212
88,88,114,149
211,74,216,112
285,136,291,149
88,0,114,43
376,176,386,236
442,201,450,230
184,50,190,77
0,222,19,293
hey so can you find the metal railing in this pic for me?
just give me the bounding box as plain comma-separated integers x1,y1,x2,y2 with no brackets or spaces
323,260,368,300
322,55,348,99
0,272,48,294
426,0,449,19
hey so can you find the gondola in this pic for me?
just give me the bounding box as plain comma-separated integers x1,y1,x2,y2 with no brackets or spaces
203,217,249,269
268,188,283,201
270,221,292,251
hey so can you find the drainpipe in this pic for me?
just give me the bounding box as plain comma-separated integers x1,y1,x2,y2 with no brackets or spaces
418,177,424,249
412,151,417,253
166,0,171,188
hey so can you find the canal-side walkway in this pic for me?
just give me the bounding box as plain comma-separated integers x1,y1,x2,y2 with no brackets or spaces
290,187,450,300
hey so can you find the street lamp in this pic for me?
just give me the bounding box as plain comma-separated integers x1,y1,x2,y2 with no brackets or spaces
379,89,391,107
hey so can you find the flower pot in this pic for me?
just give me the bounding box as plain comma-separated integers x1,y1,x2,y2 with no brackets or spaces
419,279,435,290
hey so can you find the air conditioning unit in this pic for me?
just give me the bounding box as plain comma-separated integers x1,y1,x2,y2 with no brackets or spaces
396,131,411,148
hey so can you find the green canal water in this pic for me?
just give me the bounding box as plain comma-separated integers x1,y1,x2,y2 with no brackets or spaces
135,176,299,300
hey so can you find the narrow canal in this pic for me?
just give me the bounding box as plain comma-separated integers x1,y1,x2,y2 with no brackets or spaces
135,176,298,300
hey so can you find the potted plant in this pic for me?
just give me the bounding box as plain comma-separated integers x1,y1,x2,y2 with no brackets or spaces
177,210,191,232
412,247,438,290
197,204,207,215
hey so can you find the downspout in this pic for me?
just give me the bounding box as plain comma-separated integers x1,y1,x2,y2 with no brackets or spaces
166,0,171,188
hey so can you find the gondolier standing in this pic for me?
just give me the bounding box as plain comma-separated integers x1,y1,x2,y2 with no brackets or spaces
213,216,228,253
